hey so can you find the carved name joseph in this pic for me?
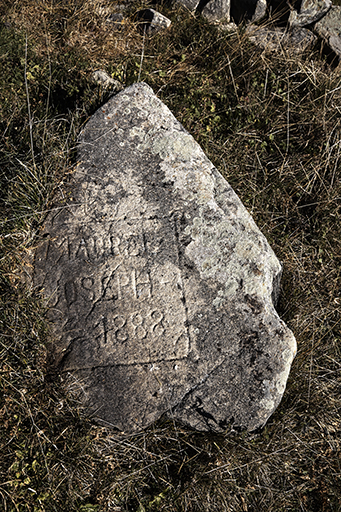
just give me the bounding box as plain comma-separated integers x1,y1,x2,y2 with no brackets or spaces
34,83,296,433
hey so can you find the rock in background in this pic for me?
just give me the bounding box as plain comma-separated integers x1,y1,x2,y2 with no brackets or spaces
230,0,266,23
314,5,341,58
91,70,123,92
289,0,332,27
246,24,317,53
135,8,172,34
33,83,296,433
93,0,341,62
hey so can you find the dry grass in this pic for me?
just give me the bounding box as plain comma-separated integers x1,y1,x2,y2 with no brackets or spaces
0,1,340,511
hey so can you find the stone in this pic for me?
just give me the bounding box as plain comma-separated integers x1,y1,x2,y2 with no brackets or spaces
289,26,317,50
314,5,341,59
200,0,230,22
289,0,332,27
246,24,317,53
91,70,123,92
135,9,172,35
219,21,238,33
107,10,126,31
230,0,266,24
33,83,296,433
251,0,267,23
176,0,230,22
177,0,200,13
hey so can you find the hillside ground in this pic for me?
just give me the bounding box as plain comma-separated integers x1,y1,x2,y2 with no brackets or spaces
0,1,340,511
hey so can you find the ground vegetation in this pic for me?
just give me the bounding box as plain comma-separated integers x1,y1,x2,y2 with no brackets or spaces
0,1,340,511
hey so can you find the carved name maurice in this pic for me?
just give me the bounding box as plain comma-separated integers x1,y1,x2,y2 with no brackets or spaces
33,83,296,433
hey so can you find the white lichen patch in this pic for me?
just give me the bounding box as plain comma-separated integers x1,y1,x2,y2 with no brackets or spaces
135,126,202,162
160,160,216,205
184,204,280,307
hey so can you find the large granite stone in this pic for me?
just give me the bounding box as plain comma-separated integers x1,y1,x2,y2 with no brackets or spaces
314,5,341,59
34,83,296,433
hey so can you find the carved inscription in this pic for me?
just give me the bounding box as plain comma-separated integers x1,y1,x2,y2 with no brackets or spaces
94,309,164,346
59,266,152,307
39,219,191,367
44,231,145,263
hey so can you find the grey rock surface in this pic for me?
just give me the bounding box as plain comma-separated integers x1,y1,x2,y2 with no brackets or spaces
289,0,331,27
176,0,230,22
34,83,296,433
230,0,265,24
92,70,123,92
314,5,341,58
135,9,171,34
200,0,230,22
251,0,267,23
246,24,317,53
219,21,238,32
177,0,200,12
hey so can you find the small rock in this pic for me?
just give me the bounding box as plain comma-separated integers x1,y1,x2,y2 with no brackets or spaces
177,0,200,12
230,0,265,24
246,26,286,52
177,0,230,22
289,25,317,50
289,0,332,27
135,9,171,34
220,21,238,32
92,70,123,92
105,4,131,32
246,24,317,53
107,11,126,31
251,0,267,23
314,5,341,59
200,0,230,23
